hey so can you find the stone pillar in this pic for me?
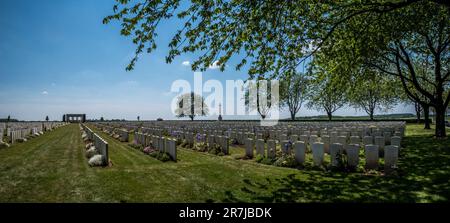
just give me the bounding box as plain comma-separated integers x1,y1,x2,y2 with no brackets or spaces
311,142,324,166
364,145,379,170
294,141,306,165
245,138,254,158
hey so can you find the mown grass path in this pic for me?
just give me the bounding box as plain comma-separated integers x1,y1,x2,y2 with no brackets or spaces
0,124,448,202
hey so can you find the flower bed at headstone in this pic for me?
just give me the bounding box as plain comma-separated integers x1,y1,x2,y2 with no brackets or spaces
128,141,173,162
149,151,172,162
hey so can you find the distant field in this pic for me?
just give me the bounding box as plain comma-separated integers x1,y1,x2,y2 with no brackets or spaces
0,124,449,202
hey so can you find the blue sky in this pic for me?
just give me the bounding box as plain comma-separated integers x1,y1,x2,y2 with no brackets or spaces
0,0,413,121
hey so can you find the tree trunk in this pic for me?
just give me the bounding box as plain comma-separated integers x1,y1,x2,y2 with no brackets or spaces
369,111,374,121
190,115,194,121
434,106,446,138
422,104,431,129
415,102,421,123
327,112,332,121
290,112,296,121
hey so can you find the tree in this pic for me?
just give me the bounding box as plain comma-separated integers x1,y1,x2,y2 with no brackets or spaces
245,79,278,120
137,116,140,121
175,92,208,121
280,69,308,120
314,2,449,137
45,116,49,122
307,67,347,121
104,1,449,136
100,117,104,122
7,115,10,122
103,0,449,74
348,69,399,120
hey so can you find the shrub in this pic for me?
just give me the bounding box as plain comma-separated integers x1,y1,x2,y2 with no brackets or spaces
128,143,143,150
208,144,222,155
175,138,182,146
255,154,264,163
88,155,104,167
273,155,298,168
86,146,98,159
15,138,25,143
232,154,243,160
143,146,157,154
149,151,172,162
194,142,208,152
260,157,275,165
158,152,171,162
85,143,93,150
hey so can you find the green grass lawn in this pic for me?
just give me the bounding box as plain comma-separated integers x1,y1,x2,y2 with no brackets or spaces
0,124,449,202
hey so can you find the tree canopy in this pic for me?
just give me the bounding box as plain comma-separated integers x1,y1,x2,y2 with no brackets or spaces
104,0,450,136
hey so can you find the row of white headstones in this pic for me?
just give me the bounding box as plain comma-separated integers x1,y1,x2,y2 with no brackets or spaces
0,122,66,144
80,124,109,166
94,121,405,171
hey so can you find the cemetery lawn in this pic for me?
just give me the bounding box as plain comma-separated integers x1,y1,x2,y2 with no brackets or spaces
0,124,449,202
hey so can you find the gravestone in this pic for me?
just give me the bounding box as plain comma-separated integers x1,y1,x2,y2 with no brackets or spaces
255,139,265,157
350,136,360,145
267,140,276,159
390,136,401,148
221,136,229,155
309,135,319,144
167,139,177,161
294,141,306,165
299,135,309,146
245,138,254,158
159,137,165,152
374,136,385,154
363,136,373,145
345,144,360,169
337,136,347,148
329,143,343,167
321,135,330,154
364,145,379,170
311,142,324,166
384,145,399,173
384,131,392,144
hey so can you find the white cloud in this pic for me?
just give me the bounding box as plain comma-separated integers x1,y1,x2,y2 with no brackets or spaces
42,91,48,95
182,61,190,66
209,60,220,70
